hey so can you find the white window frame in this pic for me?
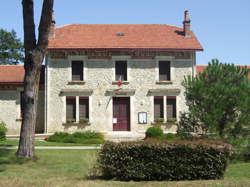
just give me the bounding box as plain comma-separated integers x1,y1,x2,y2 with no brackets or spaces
112,56,131,82
64,96,90,123
155,56,175,81
68,56,87,81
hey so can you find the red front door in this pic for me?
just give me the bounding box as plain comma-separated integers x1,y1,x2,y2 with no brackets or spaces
113,97,130,131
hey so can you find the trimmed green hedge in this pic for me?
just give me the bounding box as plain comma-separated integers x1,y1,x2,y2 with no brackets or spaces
97,140,231,181
0,121,7,141
47,131,104,144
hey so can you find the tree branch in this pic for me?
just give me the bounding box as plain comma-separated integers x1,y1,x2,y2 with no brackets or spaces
37,0,54,52
22,0,36,52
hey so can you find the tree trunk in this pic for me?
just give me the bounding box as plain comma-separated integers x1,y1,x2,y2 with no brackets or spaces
17,0,54,158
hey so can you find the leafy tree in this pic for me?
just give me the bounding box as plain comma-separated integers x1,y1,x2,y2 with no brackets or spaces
0,29,24,64
182,59,250,138
17,0,54,158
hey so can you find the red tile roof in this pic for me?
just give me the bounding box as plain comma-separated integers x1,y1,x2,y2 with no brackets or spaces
0,65,45,85
196,65,250,79
48,24,203,51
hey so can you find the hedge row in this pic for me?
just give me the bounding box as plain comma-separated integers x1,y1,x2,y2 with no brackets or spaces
47,131,104,144
97,140,231,181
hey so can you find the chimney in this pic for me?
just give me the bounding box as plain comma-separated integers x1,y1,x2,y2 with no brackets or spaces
183,10,191,37
49,11,56,38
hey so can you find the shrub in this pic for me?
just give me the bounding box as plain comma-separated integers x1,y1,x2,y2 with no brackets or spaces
0,121,7,141
167,118,177,123
154,118,164,123
97,140,231,181
79,118,89,124
177,112,201,138
66,118,76,123
146,126,163,138
161,133,178,140
47,131,104,144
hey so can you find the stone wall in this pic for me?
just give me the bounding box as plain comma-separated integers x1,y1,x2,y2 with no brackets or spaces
46,53,195,134
0,89,45,135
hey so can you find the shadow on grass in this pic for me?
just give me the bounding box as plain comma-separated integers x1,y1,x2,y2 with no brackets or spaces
0,149,38,172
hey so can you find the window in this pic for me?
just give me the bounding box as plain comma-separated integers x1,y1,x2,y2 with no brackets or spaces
115,61,127,81
167,96,176,118
79,97,89,119
159,61,171,81
72,61,83,81
154,97,163,119
20,91,24,118
66,96,89,122
66,97,76,121
153,96,177,121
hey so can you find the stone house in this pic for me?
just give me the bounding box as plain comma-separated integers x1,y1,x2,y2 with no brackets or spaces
0,11,204,137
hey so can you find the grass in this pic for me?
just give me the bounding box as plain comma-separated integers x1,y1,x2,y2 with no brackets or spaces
0,139,101,146
0,149,249,187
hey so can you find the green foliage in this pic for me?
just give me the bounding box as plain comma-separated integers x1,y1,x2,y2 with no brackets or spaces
182,59,250,138
47,131,104,144
167,118,177,123
145,126,163,138
0,121,7,141
154,118,164,123
161,133,178,140
0,29,23,64
177,112,201,138
97,140,231,181
226,137,250,162
79,118,89,124
66,118,76,123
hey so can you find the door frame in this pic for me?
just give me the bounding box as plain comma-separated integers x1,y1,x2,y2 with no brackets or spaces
112,96,131,131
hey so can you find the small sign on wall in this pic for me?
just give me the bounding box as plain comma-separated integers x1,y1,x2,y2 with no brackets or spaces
138,112,147,124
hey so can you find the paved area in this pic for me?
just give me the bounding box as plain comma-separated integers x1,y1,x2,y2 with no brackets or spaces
0,146,101,150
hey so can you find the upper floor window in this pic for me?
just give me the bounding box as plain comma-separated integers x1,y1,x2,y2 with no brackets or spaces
159,61,171,81
72,61,83,81
115,61,127,81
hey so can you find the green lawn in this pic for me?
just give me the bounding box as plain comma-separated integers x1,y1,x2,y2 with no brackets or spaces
0,149,249,187
0,139,100,146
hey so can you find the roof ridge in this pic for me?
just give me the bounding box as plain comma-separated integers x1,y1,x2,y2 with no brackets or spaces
55,23,182,29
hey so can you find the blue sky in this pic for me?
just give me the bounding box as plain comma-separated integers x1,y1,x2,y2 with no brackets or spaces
1,0,249,65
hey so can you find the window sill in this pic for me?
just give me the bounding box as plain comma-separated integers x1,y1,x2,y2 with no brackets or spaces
68,81,86,85
62,122,90,127
112,81,129,85
156,81,173,85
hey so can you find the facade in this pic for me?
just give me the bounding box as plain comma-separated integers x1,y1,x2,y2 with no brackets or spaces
0,11,204,136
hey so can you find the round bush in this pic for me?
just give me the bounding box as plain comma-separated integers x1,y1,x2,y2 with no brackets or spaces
0,121,7,141
146,126,163,138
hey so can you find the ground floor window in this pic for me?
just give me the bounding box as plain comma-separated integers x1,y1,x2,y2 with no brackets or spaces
167,96,176,119
154,96,163,119
154,96,177,121
66,96,76,121
79,97,89,119
66,96,89,123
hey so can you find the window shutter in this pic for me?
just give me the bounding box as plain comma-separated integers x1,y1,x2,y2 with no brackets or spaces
79,97,89,119
20,91,24,118
66,97,76,119
72,61,83,81
159,61,170,81
167,97,176,118
115,61,127,81
154,97,164,119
